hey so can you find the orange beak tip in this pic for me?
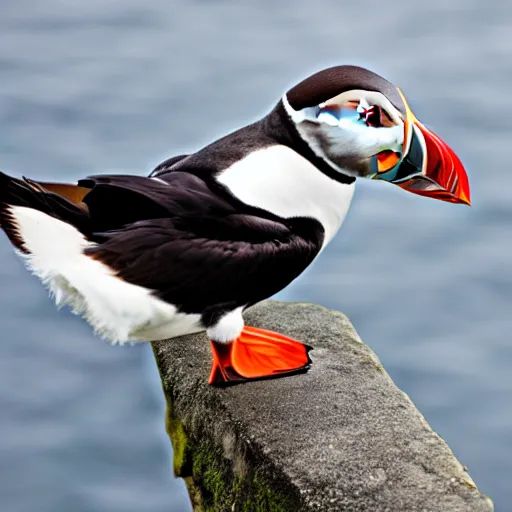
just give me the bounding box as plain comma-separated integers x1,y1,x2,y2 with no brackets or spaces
458,190,472,206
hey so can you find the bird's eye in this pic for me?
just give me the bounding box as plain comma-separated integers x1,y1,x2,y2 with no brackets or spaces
362,105,383,128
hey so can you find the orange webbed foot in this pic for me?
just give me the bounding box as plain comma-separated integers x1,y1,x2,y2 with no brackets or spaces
208,326,312,386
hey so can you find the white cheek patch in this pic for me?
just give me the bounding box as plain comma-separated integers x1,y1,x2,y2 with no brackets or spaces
297,121,404,164
283,92,405,168
322,123,404,156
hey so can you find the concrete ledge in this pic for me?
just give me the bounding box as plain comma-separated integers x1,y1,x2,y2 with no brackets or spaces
152,301,493,512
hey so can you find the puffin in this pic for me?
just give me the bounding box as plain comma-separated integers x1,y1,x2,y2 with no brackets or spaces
0,65,471,385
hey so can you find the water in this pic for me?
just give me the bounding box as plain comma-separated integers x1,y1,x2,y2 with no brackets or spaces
0,1,510,511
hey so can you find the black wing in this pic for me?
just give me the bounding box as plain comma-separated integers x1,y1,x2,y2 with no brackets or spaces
81,172,324,322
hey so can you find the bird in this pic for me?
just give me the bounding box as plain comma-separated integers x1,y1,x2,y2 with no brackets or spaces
0,65,470,386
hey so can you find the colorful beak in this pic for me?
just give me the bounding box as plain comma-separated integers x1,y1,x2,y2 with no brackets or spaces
373,90,471,205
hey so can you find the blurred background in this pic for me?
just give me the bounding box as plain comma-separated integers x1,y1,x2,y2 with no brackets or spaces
0,1,509,511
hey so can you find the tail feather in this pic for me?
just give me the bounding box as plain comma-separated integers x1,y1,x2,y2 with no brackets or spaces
0,201,26,252
0,171,91,252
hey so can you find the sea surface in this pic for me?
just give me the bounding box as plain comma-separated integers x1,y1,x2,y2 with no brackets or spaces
0,1,510,511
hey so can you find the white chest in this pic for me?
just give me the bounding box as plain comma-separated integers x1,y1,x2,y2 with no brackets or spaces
217,145,355,247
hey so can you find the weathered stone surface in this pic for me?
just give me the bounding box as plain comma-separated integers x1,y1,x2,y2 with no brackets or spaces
152,301,493,512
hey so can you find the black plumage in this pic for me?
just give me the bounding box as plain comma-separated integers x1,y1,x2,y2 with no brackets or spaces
81,171,324,325
0,163,324,328
0,81,361,329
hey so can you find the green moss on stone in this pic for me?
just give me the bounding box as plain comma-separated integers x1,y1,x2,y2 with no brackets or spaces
192,444,234,511
164,402,300,511
240,473,297,512
189,441,298,511
165,404,192,477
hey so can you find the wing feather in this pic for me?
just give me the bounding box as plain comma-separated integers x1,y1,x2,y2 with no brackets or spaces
81,172,323,317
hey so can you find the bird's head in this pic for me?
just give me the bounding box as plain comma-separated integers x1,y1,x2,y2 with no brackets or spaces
283,65,470,205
